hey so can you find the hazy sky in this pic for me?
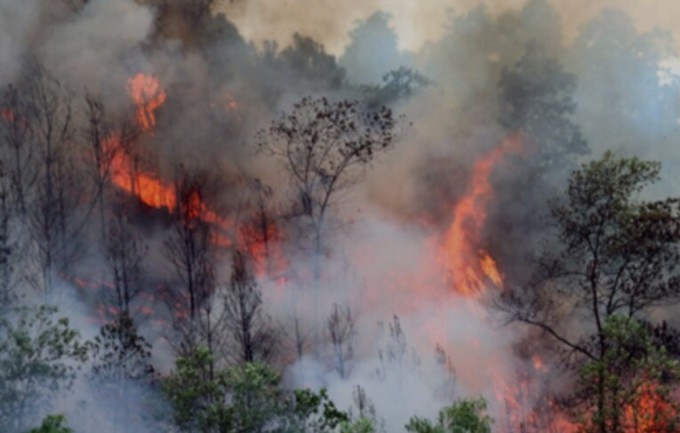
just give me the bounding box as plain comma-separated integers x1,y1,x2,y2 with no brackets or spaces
220,0,680,55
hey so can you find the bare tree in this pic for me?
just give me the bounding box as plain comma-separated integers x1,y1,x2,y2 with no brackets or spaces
500,153,680,433
255,97,400,279
238,177,282,279
164,167,221,358
224,250,277,365
325,303,356,378
104,196,146,318
0,165,14,311
82,94,116,240
1,84,36,215
25,66,83,294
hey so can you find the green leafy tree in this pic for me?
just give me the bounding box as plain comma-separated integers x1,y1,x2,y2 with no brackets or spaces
164,346,227,433
576,316,680,433
164,348,287,433
89,312,155,432
164,346,352,433
503,152,680,433
0,305,88,433
498,42,587,169
339,11,408,85
405,397,493,433
290,388,349,433
361,67,430,108
91,312,154,382
25,415,72,433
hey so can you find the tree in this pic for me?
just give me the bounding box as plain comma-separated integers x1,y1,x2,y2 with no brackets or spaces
26,414,72,433
104,199,146,318
223,250,276,365
164,168,219,356
280,33,346,89
165,349,285,433
576,316,680,433
502,152,680,433
82,93,117,241
498,42,587,170
325,303,356,378
25,66,83,294
164,346,229,433
237,177,283,280
164,347,351,433
570,10,678,153
89,312,155,433
0,305,88,433
405,397,493,433
1,83,35,215
90,312,154,383
255,96,400,279
339,12,408,85
361,67,430,108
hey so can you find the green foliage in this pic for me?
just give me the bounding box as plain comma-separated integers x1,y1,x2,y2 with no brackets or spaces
362,67,431,108
405,397,493,433
340,417,375,433
291,388,349,432
164,346,227,433
0,305,88,433
550,151,680,316
499,42,587,168
90,312,154,382
25,415,72,433
223,362,285,433
164,346,353,433
577,316,680,433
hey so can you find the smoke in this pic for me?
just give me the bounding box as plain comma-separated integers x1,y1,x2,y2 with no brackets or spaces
0,0,43,87
1,0,680,432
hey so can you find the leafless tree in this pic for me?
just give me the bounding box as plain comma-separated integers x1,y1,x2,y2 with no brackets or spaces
0,165,14,311
238,177,282,279
224,250,277,365
104,196,146,318
255,97,400,280
25,67,83,294
82,94,117,240
164,167,221,359
2,84,36,215
325,303,356,378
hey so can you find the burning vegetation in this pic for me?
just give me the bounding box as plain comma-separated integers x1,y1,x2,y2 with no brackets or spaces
1,1,680,433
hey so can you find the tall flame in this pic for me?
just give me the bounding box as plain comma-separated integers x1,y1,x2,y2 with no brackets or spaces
442,135,521,296
126,73,167,132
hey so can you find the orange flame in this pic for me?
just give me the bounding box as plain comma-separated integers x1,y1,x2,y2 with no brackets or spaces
442,135,522,296
238,218,288,286
106,135,176,210
126,73,167,132
1,108,15,124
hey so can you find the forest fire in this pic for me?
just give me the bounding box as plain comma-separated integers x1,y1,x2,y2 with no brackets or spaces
126,73,167,132
106,134,177,210
442,135,522,296
2,2,679,432
1,108,15,124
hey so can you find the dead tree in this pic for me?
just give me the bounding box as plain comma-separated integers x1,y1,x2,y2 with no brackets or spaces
83,94,116,240
325,303,356,378
1,84,36,215
104,197,146,318
224,250,276,365
25,67,83,294
255,97,400,280
238,178,281,279
164,168,220,358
